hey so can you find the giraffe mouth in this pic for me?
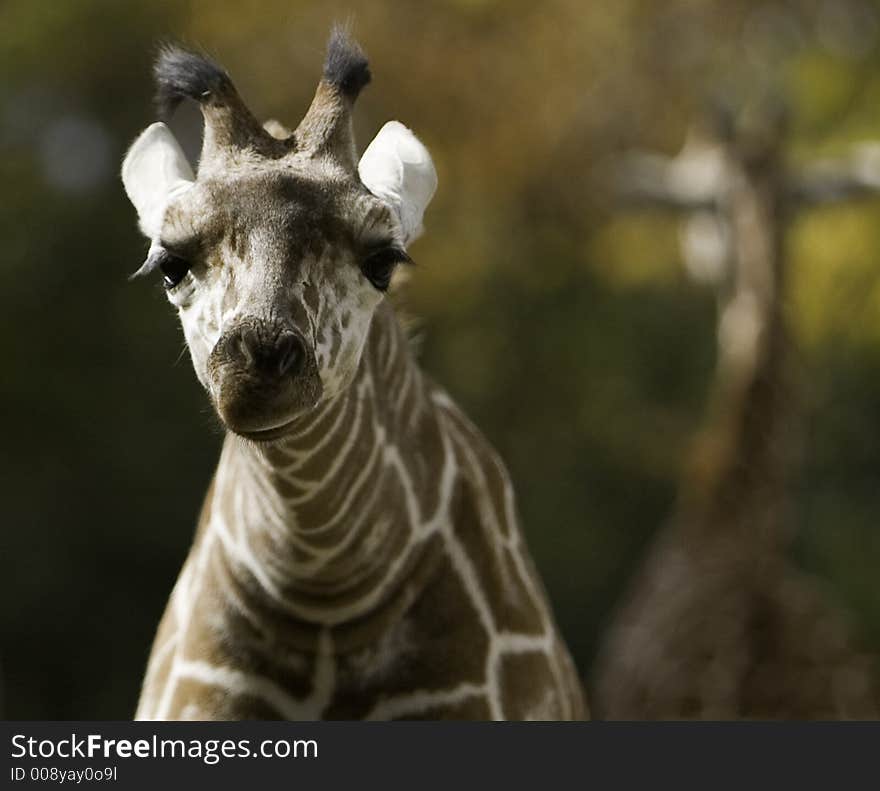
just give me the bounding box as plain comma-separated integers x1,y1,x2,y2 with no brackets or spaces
234,417,299,443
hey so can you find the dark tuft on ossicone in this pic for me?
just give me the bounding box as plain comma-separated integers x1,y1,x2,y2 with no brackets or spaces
154,44,232,119
323,25,371,99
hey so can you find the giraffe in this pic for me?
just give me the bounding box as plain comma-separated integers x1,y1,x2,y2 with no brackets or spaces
594,111,879,719
120,28,586,721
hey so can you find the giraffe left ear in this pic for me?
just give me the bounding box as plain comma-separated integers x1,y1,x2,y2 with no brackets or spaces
358,121,437,245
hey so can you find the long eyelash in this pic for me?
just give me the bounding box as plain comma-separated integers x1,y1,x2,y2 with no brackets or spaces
364,246,413,267
173,341,190,366
129,247,164,281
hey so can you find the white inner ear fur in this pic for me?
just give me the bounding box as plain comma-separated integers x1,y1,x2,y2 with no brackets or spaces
121,122,195,239
358,121,437,246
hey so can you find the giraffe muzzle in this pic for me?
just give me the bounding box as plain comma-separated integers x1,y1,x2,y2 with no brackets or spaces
208,319,321,437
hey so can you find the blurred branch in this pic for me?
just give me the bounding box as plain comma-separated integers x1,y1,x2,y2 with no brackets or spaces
790,144,880,206
621,140,880,213
617,150,719,212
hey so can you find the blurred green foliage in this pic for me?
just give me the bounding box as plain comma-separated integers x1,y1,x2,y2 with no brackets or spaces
1,0,879,717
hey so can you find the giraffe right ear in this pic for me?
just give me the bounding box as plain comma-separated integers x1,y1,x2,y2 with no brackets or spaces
121,122,195,239
358,121,437,246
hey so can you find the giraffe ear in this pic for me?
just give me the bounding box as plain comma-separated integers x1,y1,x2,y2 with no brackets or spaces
358,121,437,245
121,122,195,239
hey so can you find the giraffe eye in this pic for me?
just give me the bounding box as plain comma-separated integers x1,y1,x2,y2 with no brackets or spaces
159,251,192,289
360,246,411,291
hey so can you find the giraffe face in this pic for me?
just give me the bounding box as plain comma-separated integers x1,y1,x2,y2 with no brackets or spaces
121,36,436,440
149,158,408,439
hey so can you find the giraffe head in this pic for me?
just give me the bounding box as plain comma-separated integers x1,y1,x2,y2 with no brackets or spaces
121,28,436,440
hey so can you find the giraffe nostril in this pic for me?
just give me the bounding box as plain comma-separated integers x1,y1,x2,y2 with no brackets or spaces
236,329,258,367
225,324,306,380
275,331,304,378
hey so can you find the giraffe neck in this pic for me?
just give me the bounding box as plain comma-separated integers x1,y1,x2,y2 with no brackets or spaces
205,299,440,625
680,141,795,554
138,299,586,721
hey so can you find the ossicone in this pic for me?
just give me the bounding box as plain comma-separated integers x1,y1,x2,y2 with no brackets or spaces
294,25,371,170
153,42,292,173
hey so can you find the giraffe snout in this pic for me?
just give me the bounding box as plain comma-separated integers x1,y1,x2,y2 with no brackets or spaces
207,319,322,439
